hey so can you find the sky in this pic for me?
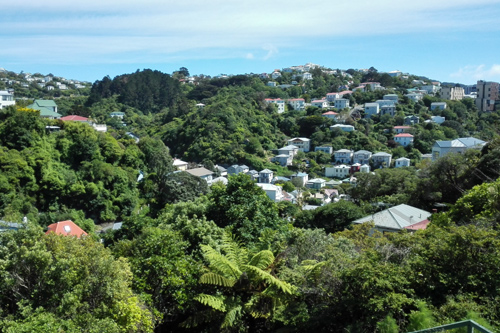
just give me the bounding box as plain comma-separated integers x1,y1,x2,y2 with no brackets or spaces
2,0,500,84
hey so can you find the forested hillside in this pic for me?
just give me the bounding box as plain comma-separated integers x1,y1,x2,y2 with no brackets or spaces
1,66,500,332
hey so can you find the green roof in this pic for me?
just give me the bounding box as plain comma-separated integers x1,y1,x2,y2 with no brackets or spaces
33,99,57,107
38,107,61,118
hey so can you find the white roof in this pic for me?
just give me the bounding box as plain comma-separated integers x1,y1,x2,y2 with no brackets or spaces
353,204,431,231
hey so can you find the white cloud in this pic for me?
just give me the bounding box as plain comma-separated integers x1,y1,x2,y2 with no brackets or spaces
1,0,500,66
450,64,500,82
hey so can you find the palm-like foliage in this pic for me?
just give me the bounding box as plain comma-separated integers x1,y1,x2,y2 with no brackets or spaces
186,233,295,331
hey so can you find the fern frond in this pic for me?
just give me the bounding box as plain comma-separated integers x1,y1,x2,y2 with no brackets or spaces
180,309,213,328
201,244,242,280
199,272,236,287
195,293,226,312
248,250,275,270
221,232,248,268
244,295,272,319
221,305,242,329
242,264,296,294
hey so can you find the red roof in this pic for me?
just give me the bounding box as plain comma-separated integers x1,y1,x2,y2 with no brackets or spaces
394,126,411,129
322,111,338,115
60,115,89,122
405,219,430,231
46,220,88,238
395,133,414,137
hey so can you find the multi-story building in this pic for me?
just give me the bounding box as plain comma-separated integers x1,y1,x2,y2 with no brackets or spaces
334,149,354,164
440,86,465,100
334,98,350,110
353,150,372,165
476,80,499,112
364,103,379,118
288,98,305,111
394,133,414,146
287,137,310,152
265,98,285,113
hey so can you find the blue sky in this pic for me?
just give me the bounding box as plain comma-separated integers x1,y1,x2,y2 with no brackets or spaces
2,0,500,84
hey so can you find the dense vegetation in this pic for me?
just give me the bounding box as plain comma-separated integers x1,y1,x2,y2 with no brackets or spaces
0,66,500,332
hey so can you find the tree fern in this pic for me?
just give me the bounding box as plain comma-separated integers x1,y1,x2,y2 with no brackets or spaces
248,250,275,270
199,272,236,287
195,294,227,312
200,244,242,280
221,305,243,329
242,264,295,294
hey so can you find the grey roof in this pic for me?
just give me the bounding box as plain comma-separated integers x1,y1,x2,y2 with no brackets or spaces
353,204,432,231
434,137,486,149
335,149,353,153
372,152,392,157
246,170,258,175
185,167,214,177
457,137,486,148
396,157,410,161
259,169,273,174
354,150,372,155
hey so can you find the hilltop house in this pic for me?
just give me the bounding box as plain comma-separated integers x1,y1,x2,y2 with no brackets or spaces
288,98,305,111
46,220,87,238
265,98,285,113
306,178,326,190
404,115,420,125
257,183,283,202
311,99,328,108
322,111,339,120
431,102,447,111
393,126,411,134
227,165,250,175
173,158,189,171
315,146,333,155
330,124,355,132
290,172,309,187
334,98,350,110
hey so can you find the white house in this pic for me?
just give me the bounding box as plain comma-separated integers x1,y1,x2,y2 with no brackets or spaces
271,71,282,79
394,133,414,146
353,150,372,165
173,158,189,171
185,167,214,182
278,145,299,157
306,178,326,190
311,99,328,108
267,81,277,87
291,172,309,187
288,98,305,111
432,137,487,161
334,98,350,110
287,138,310,152
272,154,293,167
360,164,371,173
431,102,447,111
322,111,339,120
406,93,423,102
302,72,313,80
330,124,355,132
375,99,396,108
334,149,354,164
325,164,350,178
257,183,283,202
364,103,379,118
372,152,392,168
265,98,285,113
326,92,340,102
395,157,411,168
430,116,446,124
227,165,250,175
258,169,274,184
110,111,125,119
0,90,15,109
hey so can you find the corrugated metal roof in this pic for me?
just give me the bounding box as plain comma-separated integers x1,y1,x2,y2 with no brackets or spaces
353,204,431,231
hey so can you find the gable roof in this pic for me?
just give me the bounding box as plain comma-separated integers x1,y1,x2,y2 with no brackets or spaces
46,220,88,238
33,99,57,107
395,133,414,138
60,115,89,121
353,204,432,231
185,167,213,177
